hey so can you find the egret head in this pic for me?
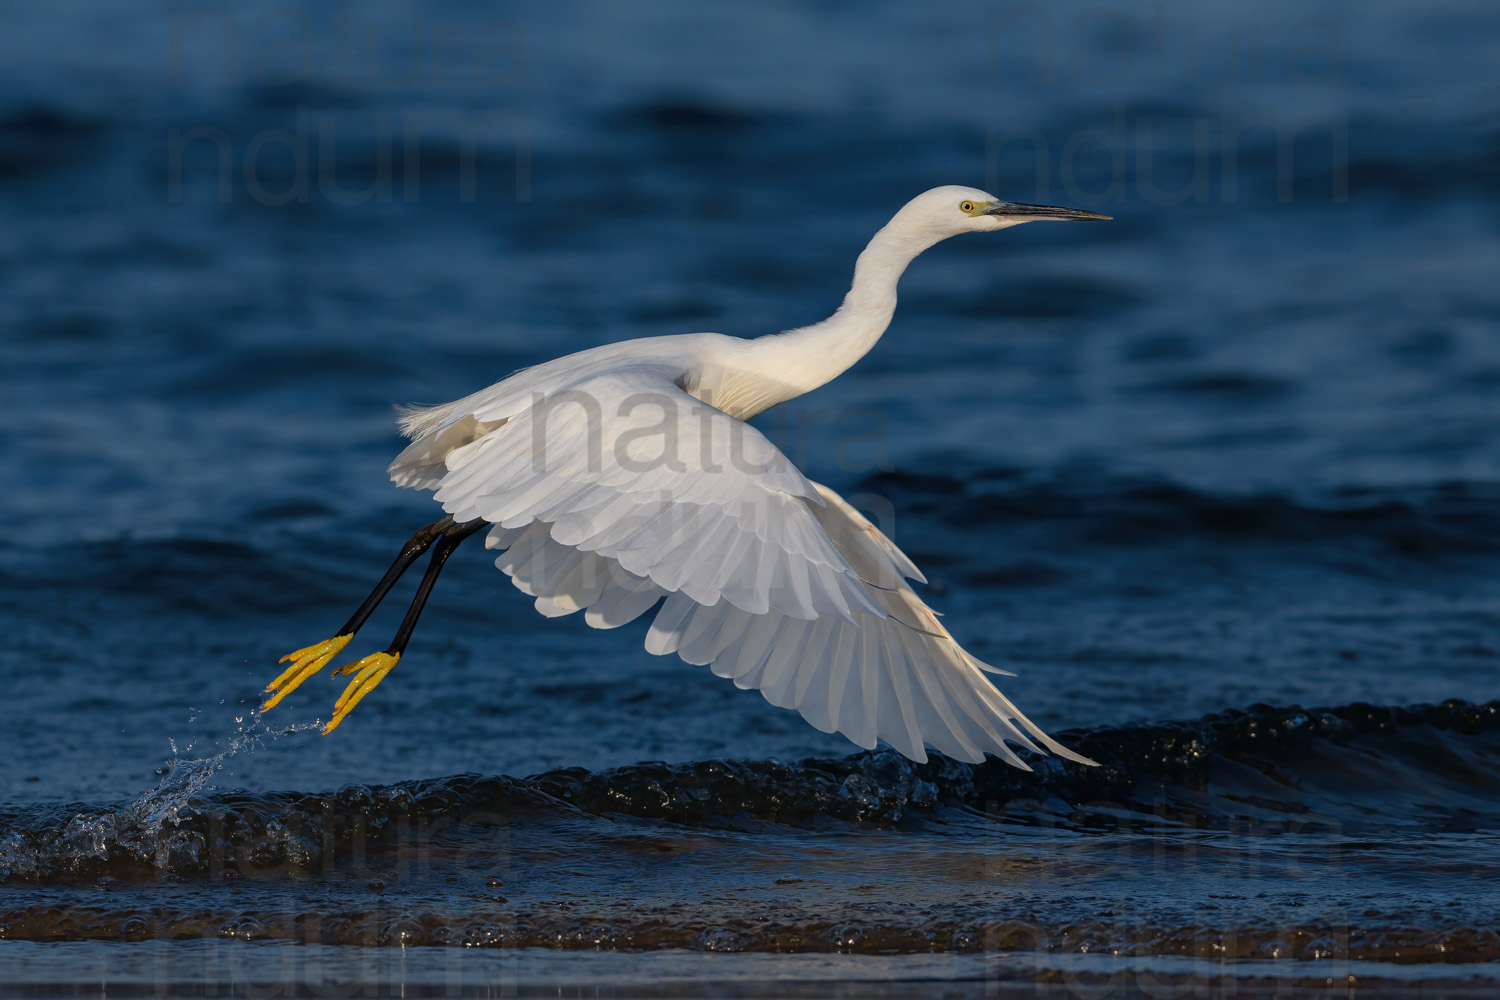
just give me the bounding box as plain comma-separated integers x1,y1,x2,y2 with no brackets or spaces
897,185,1111,240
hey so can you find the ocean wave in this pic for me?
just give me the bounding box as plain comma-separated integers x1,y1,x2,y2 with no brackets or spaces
3,700,1495,885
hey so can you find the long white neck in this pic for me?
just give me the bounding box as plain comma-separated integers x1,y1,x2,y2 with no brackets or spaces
716,216,942,416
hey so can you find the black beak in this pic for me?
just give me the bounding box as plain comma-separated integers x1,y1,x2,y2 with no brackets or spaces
985,201,1112,221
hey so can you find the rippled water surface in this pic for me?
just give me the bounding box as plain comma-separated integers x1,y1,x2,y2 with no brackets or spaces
2,0,1498,995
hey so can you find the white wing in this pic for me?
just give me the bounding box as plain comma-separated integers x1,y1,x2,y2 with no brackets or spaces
392,362,1090,767
402,366,883,622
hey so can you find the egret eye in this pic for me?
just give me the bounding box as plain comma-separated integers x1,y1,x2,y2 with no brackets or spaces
960,201,974,213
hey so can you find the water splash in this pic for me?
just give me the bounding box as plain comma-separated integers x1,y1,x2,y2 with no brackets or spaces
0,716,320,880
129,717,321,831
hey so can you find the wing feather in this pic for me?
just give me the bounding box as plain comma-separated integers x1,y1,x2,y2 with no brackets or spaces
882,635,926,762
677,599,734,666
585,575,667,630
393,361,1089,768
645,592,697,656
855,624,881,751
756,618,805,709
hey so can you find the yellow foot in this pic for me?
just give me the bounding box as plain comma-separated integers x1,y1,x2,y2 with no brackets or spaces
260,634,353,713
322,651,401,734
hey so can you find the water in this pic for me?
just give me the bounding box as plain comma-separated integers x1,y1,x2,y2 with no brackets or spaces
2,0,1498,995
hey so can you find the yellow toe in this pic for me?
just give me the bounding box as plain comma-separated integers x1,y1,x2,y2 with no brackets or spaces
260,634,352,713
322,651,400,734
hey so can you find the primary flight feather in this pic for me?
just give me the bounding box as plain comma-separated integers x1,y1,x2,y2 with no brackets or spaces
260,185,1109,769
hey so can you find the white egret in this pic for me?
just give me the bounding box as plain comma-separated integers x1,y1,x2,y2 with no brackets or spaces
261,186,1109,769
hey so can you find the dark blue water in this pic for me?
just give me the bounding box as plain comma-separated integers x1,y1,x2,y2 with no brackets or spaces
2,0,1498,995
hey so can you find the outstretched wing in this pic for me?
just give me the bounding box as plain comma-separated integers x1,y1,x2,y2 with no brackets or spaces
398,367,884,622
393,366,1090,766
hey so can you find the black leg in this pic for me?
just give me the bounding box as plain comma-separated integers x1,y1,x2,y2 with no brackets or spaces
336,515,457,638
384,517,488,657
262,515,485,716
319,516,488,733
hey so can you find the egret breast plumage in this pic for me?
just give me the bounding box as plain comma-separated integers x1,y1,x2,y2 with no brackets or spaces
259,185,1110,769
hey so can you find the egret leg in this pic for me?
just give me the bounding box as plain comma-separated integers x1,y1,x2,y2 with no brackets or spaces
323,517,488,733
261,515,463,712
